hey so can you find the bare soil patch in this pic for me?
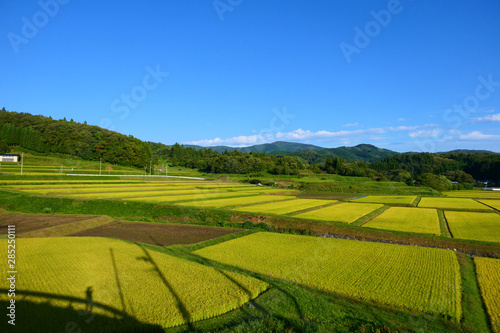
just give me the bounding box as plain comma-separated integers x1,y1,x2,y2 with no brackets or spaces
0,213,95,235
70,221,244,246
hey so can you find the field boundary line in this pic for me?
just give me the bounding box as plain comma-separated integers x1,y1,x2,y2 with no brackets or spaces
438,210,453,238
228,199,297,209
412,196,421,207
286,201,342,216
459,255,495,333
477,201,500,212
351,205,390,227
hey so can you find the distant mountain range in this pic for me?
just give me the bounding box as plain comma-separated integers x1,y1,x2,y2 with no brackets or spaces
183,141,399,163
183,141,497,164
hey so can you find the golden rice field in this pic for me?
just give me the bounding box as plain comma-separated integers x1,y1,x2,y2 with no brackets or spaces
474,257,500,333
294,202,384,223
232,198,336,215
444,211,500,243
443,190,500,199
60,189,228,199
176,195,295,208
0,238,268,330
418,197,491,211
351,195,417,205
195,232,462,320
479,199,500,211
364,207,441,235
19,185,199,194
126,191,262,203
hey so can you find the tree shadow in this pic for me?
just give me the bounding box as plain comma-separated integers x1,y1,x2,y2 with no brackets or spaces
187,251,305,320
110,248,128,315
135,244,195,331
156,246,306,323
0,289,163,333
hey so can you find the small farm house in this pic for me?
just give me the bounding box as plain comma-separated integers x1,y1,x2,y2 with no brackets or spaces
0,154,20,162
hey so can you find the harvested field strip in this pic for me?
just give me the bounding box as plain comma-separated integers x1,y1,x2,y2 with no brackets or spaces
127,191,263,203
195,232,462,320
475,257,500,333
177,195,295,208
445,211,500,243
479,199,500,211
363,207,440,235
350,195,417,206
0,238,268,330
70,220,245,247
294,202,384,224
418,197,492,211
0,213,98,235
20,216,114,238
232,199,336,215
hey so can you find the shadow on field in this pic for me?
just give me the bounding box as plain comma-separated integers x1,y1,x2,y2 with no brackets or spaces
135,244,195,331
186,251,305,320
0,290,163,333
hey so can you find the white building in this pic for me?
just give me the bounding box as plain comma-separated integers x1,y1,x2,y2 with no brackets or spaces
0,154,20,162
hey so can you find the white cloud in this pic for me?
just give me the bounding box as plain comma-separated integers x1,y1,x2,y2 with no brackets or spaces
409,129,440,138
187,134,267,146
459,131,500,140
473,113,500,123
342,122,359,127
186,125,433,147
397,118,405,121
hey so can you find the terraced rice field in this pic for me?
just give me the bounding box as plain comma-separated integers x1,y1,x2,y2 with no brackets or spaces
443,190,500,199
232,198,336,215
294,202,383,223
176,195,295,208
444,211,500,243
364,207,440,235
418,197,491,211
126,191,263,203
479,199,500,211
0,238,268,330
351,195,417,206
475,257,500,333
195,232,461,320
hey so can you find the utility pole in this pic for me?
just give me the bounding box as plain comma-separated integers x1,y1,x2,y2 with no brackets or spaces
99,158,102,176
60,165,63,175
20,153,24,176
150,161,152,176
166,163,168,177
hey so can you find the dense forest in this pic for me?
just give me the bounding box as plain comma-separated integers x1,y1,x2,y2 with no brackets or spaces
1,109,499,190
0,109,152,168
150,142,305,175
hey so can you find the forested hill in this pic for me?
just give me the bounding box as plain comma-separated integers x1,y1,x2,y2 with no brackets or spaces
184,142,398,163
268,143,398,164
0,109,152,168
371,152,500,182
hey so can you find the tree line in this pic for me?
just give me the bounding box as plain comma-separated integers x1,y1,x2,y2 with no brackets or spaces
0,109,152,168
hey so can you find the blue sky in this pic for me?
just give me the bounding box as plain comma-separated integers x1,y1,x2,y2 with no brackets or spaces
1,0,500,153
